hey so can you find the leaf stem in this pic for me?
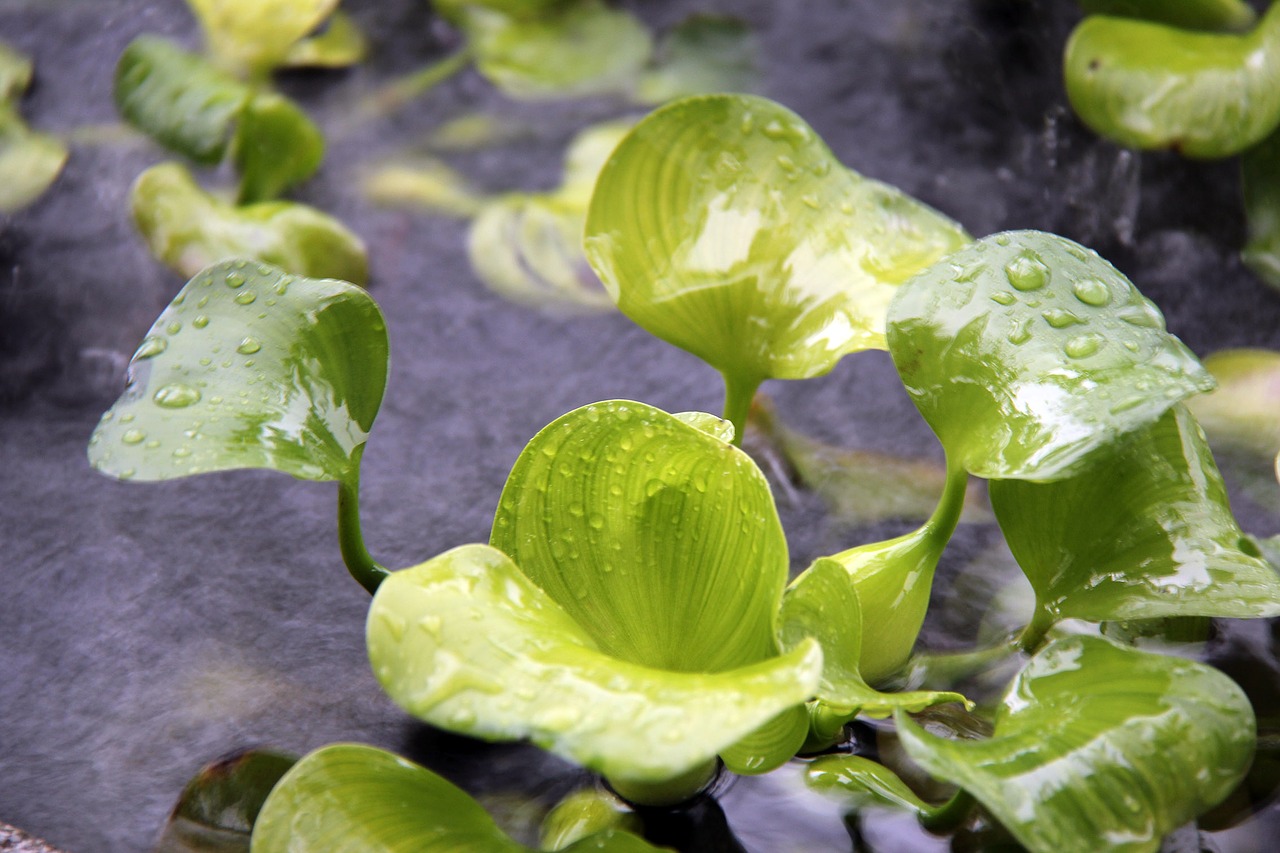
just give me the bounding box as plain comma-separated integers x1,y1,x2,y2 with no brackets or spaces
920,788,976,834
337,446,390,595
721,373,761,448
365,46,473,118
923,453,969,546
1016,605,1057,655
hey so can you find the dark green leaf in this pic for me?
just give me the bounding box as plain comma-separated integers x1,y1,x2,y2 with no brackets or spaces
888,230,1214,480
156,749,296,853
897,635,1256,853
805,754,931,813
232,92,324,203
88,259,386,484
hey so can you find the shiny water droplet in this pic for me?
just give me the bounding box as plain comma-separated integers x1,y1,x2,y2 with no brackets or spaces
234,290,257,305
739,114,754,135
172,446,192,459
135,336,167,359
645,479,663,497
990,291,1016,306
153,383,202,408
995,234,1011,246
1004,251,1050,292
1065,333,1103,359
1072,278,1111,307
776,154,797,172
192,315,209,329
1007,318,1033,345
588,514,605,530
236,337,262,355
225,272,246,288
144,439,160,449
121,429,146,445
1118,302,1163,329
1042,308,1084,329
801,194,820,210
166,321,182,335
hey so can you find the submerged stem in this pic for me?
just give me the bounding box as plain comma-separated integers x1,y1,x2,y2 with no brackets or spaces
721,373,761,448
920,788,976,834
337,446,390,595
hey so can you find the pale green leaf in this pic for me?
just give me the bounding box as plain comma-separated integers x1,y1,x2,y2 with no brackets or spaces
896,635,1256,853
1078,0,1256,32
1064,5,1280,158
367,543,822,792
888,230,1214,481
231,91,324,203
156,749,296,853
637,15,758,105
584,94,970,389
805,754,932,814
541,789,643,852
0,103,67,214
114,36,250,164
990,405,1280,622
132,162,368,285
0,41,33,100
281,11,367,68
1242,128,1280,290
364,158,487,218
460,1,652,100
88,259,386,483
188,0,340,78
490,400,786,673
1187,348,1280,458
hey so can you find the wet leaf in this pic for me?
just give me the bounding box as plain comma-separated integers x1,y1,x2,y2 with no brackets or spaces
156,749,296,853
251,744,665,852
188,0,340,79
458,1,652,100
231,92,324,203
585,94,969,390
1242,128,1280,291
132,162,368,284
1064,5,1280,158
990,405,1280,623
1078,0,1256,32
897,635,1256,853
88,259,386,484
636,15,758,105
805,754,932,814
1187,348,1280,460
541,789,642,852
888,230,1214,481
281,11,367,68
367,543,821,797
114,37,250,164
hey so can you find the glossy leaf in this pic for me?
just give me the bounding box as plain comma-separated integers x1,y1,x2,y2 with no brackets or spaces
805,754,931,814
490,400,786,673
1187,348,1280,459
132,162,368,284
1064,5,1280,158
231,92,324,203
1242,127,1280,290
990,405,1280,623
897,635,1256,853
584,94,970,390
459,1,652,100
541,789,643,851
636,15,758,105
188,0,340,78
88,259,386,484
114,37,250,164
368,543,822,794
888,230,1214,481
156,749,296,853
251,744,664,852
0,105,67,215
282,11,367,68
1078,0,1256,32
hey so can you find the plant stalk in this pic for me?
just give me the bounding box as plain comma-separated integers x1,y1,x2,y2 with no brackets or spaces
721,373,761,448
922,452,969,547
365,46,472,118
920,788,976,834
1016,605,1057,655
337,446,390,595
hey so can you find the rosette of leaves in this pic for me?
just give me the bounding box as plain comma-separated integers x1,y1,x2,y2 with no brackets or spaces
584,93,970,443
0,42,68,214
807,635,1256,853
87,259,390,593
250,744,664,851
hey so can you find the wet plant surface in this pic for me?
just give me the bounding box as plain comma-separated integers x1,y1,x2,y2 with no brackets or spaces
3,0,1280,851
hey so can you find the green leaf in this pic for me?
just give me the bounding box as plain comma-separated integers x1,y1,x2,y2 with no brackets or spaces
490,400,786,673
888,230,1214,481
1078,0,1256,32
156,749,296,853
114,37,250,164
990,404,1280,623
231,92,324,203
0,103,67,214
188,0,340,79
805,754,932,814
251,744,665,852
584,94,970,389
636,15,758,105
896,635,1256,853
0,41,33,100
88,259,387,484
281,11,368,68
1064,4,1280,158
541,789,642,852
1187,348,1280,459
367,543,821,797
1242,127,1280,290
459,1,653,100
132,162,368,285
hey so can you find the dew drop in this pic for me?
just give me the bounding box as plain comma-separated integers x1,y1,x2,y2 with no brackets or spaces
144,439,160,449
120,413,135,423
1065,333,1103,359
153,383,202,408
1042,308,1084,329
776,154,797,171
121,429,146,445
801,194,820,210
1007,318,1033,345
1004,251,1050,292
588,514,605,530
1072,278,1111,307
166,321,183,335
172,446,192,459
192,315,210,329
1118,301,1164,329
234,290,257,305
236,337,262,355
739,114,754,135
990,291,1016,306
225,271,246,288
135,336,167,359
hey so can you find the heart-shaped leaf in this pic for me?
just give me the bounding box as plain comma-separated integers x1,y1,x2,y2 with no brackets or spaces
231,91,324,203
281,11,367,68
365,157,487,218
990,405,1280,624
132,162,368,284
585,94,970,391
115,37,251,164
888,230,1214,481
1078,0,1256,32
88,259,386,484
1064,5,1280,158
367,543,821,799
896,635,1256,853
1242,128,1280,291
636,15,758,105
251,743,666,852
188,0,340,79
156,749,296,852
458,1,652,100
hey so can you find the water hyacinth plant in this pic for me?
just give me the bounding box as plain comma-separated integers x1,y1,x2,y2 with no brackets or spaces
88,91,1280,851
